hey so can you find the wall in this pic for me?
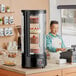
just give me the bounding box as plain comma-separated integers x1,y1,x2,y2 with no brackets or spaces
11,0,50,34
0,0,49,48
0,0,16,48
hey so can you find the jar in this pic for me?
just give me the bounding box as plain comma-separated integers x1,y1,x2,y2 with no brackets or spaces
0,4,5,13
9,16,14,24
4,16,9,24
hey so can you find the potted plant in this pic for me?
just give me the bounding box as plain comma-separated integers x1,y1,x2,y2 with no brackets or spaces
0,18,2,24
6,6,10,12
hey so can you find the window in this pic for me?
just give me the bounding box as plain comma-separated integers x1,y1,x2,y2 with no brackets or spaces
61,9,76,47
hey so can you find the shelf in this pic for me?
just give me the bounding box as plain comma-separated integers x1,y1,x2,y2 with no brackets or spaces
0,24,15,26
0,12,15,14
30,31,40,34
15,26,21,28
30,44,40,49
30,49,40,53
30,33,40,34
30,43,39,45
30,43,39,44
30,23,39,25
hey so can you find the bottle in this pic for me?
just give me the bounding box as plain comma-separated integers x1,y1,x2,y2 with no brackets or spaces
9,27,13,36
9,16,14,24
5,28,9,36
6,6,10,12
0,4,1,12
0,18,3,24
4,16,9,24
1,4,5,13
0,28,4,36
13,41,18,51
7,41,13,51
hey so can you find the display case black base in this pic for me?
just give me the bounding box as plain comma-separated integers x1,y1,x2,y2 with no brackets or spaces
22,53,47,68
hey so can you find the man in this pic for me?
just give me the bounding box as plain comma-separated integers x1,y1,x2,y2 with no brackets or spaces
46,21,66,63
46,20,66,52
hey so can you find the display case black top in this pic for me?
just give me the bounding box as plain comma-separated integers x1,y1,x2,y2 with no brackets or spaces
21,10,46,15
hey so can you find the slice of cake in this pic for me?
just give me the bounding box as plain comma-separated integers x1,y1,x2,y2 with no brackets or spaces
30,35,39,44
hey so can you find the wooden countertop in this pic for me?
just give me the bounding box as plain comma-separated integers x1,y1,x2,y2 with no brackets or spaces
0,53,76,75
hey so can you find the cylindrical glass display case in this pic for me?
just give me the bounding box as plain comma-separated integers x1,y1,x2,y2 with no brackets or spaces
21,10,47,68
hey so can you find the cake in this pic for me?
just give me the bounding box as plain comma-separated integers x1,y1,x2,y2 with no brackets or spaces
30,27,40,34
30,35,39,44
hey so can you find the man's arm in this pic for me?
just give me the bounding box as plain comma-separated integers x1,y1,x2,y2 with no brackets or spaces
60,36,66,48
46,35,56,52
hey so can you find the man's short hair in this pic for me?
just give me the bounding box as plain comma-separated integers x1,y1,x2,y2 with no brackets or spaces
50,21,58,27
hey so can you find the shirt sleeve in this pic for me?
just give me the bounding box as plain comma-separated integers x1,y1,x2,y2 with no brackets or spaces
59,36,66,48
46,35,56,52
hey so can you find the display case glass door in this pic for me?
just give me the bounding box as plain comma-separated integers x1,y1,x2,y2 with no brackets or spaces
30,11,46,54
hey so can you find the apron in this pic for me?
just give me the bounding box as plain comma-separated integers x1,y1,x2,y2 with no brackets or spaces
49,35,62,63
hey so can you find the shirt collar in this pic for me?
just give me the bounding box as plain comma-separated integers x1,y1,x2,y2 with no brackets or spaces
49,32,58,37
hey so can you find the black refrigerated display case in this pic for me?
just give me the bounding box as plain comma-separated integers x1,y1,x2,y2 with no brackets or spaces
21,10,47,68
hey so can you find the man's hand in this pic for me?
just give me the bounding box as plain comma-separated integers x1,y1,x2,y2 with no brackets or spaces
56,48,66,52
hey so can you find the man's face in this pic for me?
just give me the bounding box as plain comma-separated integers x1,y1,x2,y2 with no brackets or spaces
50,24,59,35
